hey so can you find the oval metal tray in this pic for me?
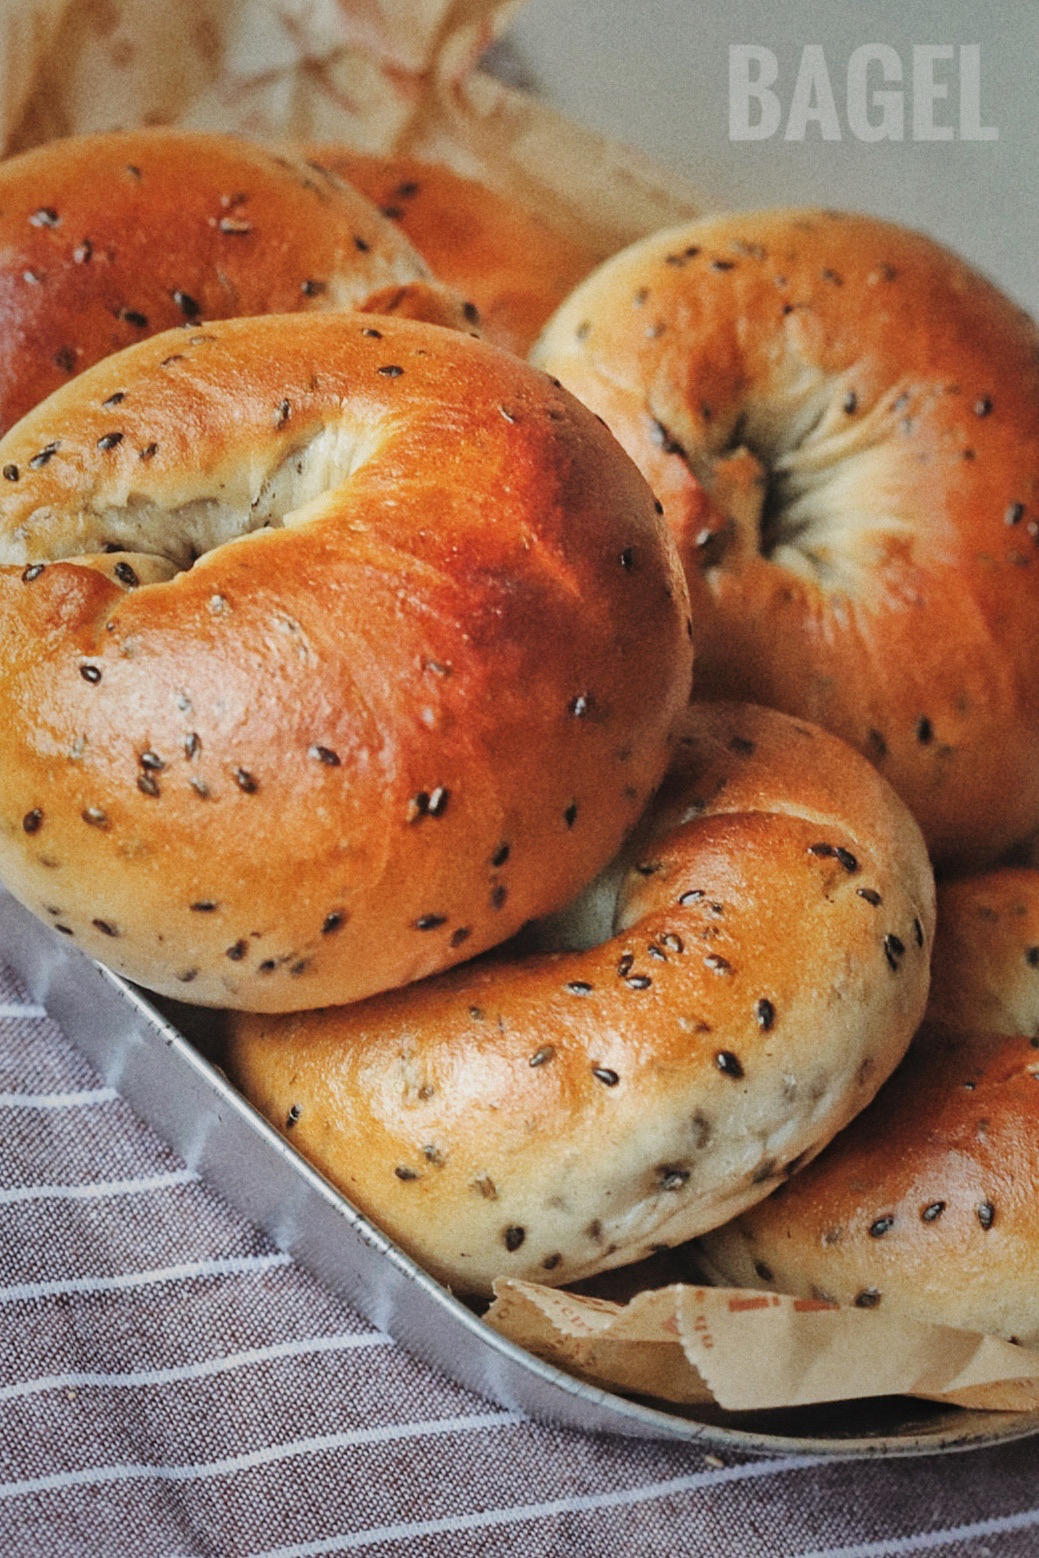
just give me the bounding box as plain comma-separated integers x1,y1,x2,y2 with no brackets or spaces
4,884,1038,1460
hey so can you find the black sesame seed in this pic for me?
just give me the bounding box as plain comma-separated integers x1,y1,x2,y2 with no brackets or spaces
322,911,345,935
974,395,993,417
177,969,198,984
234,768,258,793
139,443,158,460
754,1260,775,1283
362,327,382,339
395,1165,419,1181
377,364,404,377
97,432,124,451
3,463,18,481
755,997,775,1031
275,399,291,428
807,842,835,859
530,1045,556,1066
79,664,102,684
592,1066,620,1087
542,1253,562,1271
1006,501,1026,526
286,1104,301,1128
468,1006,485,1021
226,940,248,961
715,1050,744,1079
258,959,277,974
462,300,480,325
626,974,652,990
834,847,859,873
139,750,166,772
172,289,200,317
977,1200,995,1230
503,1226,526,1251
884,933,905,970
711,258,735,271
616,952,634,977
91,919,119,937
563,802,578,828
190,900,218,913
728,735,755,755
119,309,149,329
113,561,139,587
450,926,472,948
23,808,44,834
916,716,934,745
137,773,161,798
921,1201,946,1223
913,917,925,948
490,884,508,910
491,842,510,868
29,441,59,468
55,925,74,936
843,391,858,414
54,345,77,373
857,887,883,906
415,914,446,931
854,1289,881,1309
619,546,635,570
29,207,59,228
660,1167,690,1191
869,1215,895,1238
353,234,371,252
308,744,340,766
301,278,326,297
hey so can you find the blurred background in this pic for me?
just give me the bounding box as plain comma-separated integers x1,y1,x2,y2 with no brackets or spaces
501,0,1038,311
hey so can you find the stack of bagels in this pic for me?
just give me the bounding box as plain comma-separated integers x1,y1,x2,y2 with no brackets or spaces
1,127,1037,1363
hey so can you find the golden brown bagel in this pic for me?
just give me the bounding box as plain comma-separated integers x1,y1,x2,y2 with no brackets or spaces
532,209,1039,867
0,312,692,1011
699,867,1039,1342
308,148,601,355
0,128,466,434
226,703,934,1295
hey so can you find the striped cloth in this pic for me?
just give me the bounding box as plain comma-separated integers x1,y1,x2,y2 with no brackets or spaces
2,956,1038,1557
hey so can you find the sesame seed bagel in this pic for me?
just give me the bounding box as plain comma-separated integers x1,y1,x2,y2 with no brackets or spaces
698,867,1039,1342
532,209,1039,867
0,128,468,435
0,311,692,1011
307,148,602,356
226,702,934,1295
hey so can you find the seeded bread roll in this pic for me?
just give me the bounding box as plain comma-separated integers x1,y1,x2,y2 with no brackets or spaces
226,703,934,1295
0,128,467,435
698,868,1039,1342
532,209,1039,867
308,148,602,355
0,312,692,1011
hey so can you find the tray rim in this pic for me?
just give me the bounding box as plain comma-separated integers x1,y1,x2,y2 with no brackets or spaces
4,883,1039,1461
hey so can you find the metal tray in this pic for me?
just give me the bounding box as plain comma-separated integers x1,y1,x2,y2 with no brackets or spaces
5,881,1039,1460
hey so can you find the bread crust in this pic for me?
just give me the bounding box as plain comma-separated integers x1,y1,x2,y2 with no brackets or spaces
532,209,1039,866
227,702,934,1294
0,128,464,433
309,148,601,355
699,867,1039,1342
0,312,692,1010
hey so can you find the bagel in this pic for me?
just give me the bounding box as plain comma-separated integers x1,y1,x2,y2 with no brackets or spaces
0,311,692,1011
532,209,1039,867
307,148,601,355
698,868,1039,1343
226,702,934,1295
0,128,468,435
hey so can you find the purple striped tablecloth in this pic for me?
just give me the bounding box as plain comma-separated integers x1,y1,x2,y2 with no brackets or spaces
2,955,1037,1557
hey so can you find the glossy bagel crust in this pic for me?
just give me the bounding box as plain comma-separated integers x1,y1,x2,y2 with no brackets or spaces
308,148,601,355
227,702,934,1295
0,312,692,1011
699,868,1039,1342
0,128,466,435
532,208,1039,866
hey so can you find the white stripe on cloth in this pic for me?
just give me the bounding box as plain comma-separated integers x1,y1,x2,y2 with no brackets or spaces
0,1003,47,1019
249,1454,834,1556
0,1168,197,1205
0,1412,522,1501
797,1505,1039,1557
0,1086,118,1109
0,1331,394,1403
0,1251,291,1304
